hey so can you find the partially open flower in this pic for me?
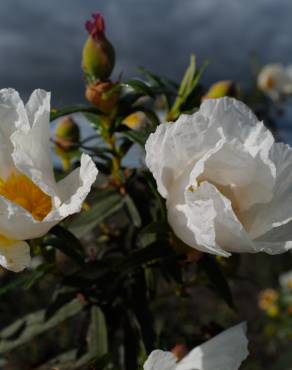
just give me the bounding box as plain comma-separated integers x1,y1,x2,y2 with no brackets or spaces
202,80,240,100
85,81,119,114
144,323,248,370
146,97,292,256
257,63,292,100
82,13,115,80
0,89,98,272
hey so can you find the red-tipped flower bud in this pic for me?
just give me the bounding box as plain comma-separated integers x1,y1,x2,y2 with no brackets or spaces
85,81,119,114
82,13,115,81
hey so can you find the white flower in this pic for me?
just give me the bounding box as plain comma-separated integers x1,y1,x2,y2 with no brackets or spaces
279,270,292,289
0,89,98,272
144,323,248,370
145,97,292,257
257,63,292,100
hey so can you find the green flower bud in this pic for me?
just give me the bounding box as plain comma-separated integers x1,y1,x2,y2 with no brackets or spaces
55,116,80,171
202,80,240,100
55,116,80,150
82,13,115,81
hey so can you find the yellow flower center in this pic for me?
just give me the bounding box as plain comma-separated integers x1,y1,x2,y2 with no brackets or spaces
266,76,275,89
0,173,52,221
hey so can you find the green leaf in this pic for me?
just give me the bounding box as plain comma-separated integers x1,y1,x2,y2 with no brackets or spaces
129,271,155,354
69,190,124,237
48,225,85,265
23,263,54,289
50,106,102,121
138,66,179,90
124,194,142,227
88,306,108,357
0,299,83,354
33,349,110,370
123,79,155,99
0,275,30,297
138,221,171,248
178,54,196,98
0,264,53,296
45,290,79,321
120,129,147,147
199,255,235,309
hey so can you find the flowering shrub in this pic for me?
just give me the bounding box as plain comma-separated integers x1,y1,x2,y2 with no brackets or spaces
0,10,292,370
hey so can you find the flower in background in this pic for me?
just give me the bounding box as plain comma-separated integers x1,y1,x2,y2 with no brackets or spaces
258,289,279,317
82,12,115,81
146,97,292,257
257,63,292,100
144,323,248,370
279,270,292,289
0,89,98,272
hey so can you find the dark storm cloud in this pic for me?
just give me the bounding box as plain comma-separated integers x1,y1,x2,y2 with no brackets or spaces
1,0,292,104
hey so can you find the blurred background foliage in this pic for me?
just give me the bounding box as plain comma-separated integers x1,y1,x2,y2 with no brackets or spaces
1,2,292,370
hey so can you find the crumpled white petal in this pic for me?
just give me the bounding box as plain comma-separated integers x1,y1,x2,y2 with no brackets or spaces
144,350,177,370
0,239,30,272
176,323,248,370
145,97,292,256
144,323,249,370
0,89,29,178
11,89,58,199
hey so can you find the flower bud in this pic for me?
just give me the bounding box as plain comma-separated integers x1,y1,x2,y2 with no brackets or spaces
85,81,119,114
55,116,80,151
123,111,147,130
55,116,80,170
171,343,188,360
82,13,115,80
202,80,240,100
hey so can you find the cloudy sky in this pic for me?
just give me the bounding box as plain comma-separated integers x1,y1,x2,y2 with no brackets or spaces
1,0,292,106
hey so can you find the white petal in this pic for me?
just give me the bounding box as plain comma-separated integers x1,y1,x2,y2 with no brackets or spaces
0,196,56,240
176,323,249,370
25,89,50,125
253,221,292,254
46,154,98,221
200,98,258,144
145,112,221,198
144,350,177,370
197,141,275,212
11,89,58,198
186,182,254,254
166,158,227,256
0,239,31,272
0,88,29,178
243,142,292,239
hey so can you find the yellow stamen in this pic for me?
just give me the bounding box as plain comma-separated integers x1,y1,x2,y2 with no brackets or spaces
0,173,52,221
